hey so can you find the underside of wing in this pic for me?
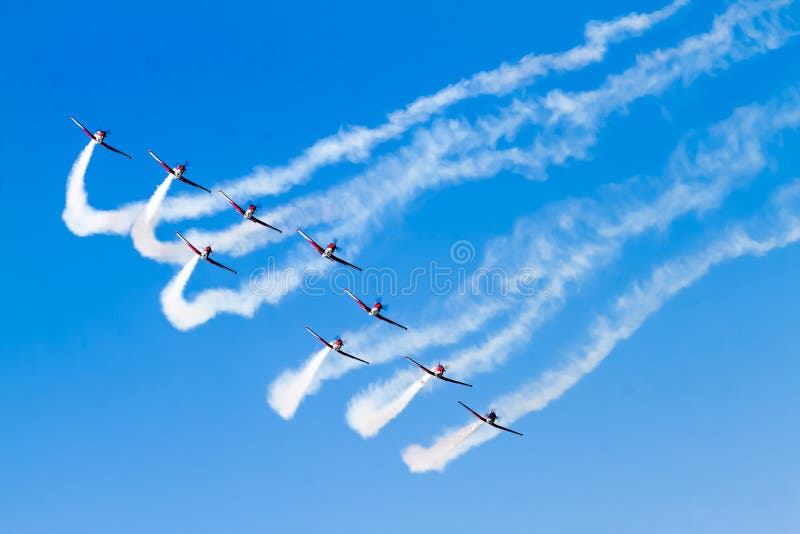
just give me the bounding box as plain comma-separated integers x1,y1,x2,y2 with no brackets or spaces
491,422,523,436
337,350,370,365
179,176,212,194
330,254,362,271
377,314,408,330
206,257,237,275
252,216,283,233
101,142,132,159
439,376,473,387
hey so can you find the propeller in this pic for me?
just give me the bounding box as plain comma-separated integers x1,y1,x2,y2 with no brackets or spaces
376,297,388,311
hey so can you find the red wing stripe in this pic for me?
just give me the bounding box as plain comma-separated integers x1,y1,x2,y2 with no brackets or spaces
175,232,202,256
219,190,245,214
148,150,174,174
404,356,434,376
343,289,371,312
70,116,94,138
296,228,325,254
305,326,332,349
458,401,487,423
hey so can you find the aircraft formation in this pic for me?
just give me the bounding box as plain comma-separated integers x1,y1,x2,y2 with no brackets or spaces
71,115,524,438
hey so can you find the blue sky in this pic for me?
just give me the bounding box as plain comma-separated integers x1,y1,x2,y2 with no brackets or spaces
2,1,800,532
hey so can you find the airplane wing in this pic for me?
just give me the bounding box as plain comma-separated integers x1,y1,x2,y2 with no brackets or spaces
251,216,283,233
490,422,524,436
297,228,325,254
329,254,362,272
304,326,333,349
457,401,488,423
343,289,371,313
70,116,94,139
404,356,435,377
377,313,408,331
439,375,473,387
148,150,174,174
337,349,370,365
176,231,202,256
100,142,133,159
219,190,245,215
206,257,237,275
179,176,212,194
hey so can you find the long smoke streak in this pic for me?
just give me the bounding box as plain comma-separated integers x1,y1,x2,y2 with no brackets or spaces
162,0,798,334
402,181,800,472
343,86,800,436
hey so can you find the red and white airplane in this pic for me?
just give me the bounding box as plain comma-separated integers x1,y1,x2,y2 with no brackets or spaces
176,232,237,274
218,190,282,233
458,401,523,436
148,150,211,193
70,116,132,159
343,289,408,330
305,326,369,365
404,356,472,387
296,228,361,271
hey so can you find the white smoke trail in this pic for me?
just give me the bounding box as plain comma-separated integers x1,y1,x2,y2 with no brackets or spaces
344,86,800,436
402,180,800,472
62,142,141,236
63,1,690,238
154,0,692,224
402,421,484,473
130,176,187,262
177,0,797,264
265,298,509,416
346,371,432,438
266,348,331,420
159,256,201,331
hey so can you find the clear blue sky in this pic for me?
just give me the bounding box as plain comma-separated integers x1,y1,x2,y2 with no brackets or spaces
2,1,800,532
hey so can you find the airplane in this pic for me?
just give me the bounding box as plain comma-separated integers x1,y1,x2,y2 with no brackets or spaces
404,356,472,387
305,326,369,365
457,401,523,436
148,150,212,193
296,228,361,271
70,116,132,159
218,190,282,233
176,231,237,274
343,289,408,330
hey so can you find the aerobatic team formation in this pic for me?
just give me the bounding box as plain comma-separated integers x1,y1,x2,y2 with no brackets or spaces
70,115,525,438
